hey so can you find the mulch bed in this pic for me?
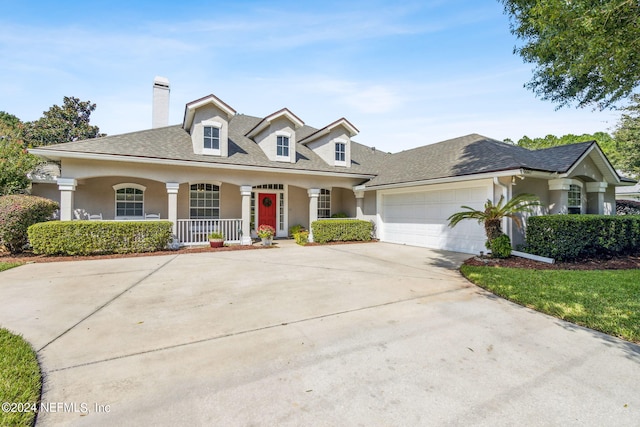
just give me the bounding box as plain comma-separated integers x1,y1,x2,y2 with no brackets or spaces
0,244,272,264
0,239,379,264
464,254,640,270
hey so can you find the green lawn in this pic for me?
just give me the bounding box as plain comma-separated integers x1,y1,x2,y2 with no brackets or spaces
0,262,22,272
0,329,42,427
461,266,640,343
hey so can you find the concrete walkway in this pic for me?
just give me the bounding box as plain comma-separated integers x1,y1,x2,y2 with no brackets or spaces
0,242,638,426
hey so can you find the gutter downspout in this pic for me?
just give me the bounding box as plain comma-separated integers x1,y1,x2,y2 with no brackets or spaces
493,176,512,240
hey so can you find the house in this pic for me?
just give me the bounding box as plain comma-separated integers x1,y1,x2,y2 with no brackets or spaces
29,77,636,254
616,182,640,201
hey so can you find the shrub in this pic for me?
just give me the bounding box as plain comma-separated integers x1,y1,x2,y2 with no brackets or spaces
311,219,372,244
288,224,305,237
28,221,172,256
293,230,309,245
330,212,349,218
489,234,512,258
617,200,640,215
0,195,58,253
526,215,640,261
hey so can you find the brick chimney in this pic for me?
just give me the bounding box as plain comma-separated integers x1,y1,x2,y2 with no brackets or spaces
152,76,170,128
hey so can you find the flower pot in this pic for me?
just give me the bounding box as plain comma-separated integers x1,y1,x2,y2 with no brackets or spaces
209,239,224,248
261,237,272,246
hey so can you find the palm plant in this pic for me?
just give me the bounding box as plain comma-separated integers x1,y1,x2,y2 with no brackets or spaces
448,193,540,242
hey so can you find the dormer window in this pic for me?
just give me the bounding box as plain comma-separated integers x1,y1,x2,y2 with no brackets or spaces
204,126,220,150
277,134,290,159
202,121,222,155
335,141,346,166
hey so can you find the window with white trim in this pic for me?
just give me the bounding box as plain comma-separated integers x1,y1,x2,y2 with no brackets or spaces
277,135,289,157
115,185,144,217
318,189,331,218
335,142,346,162
204,125,220,151
190,183,220,219
568,184,581,214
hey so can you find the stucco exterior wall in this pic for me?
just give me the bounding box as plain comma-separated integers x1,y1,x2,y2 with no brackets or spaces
253,117,297,163
363,191,376,215
305,127,351,167
59,158,364,190
604,186,616,215
567,156,604,182
31,182,60,203
330,187,356,217
72,176,167,219
189,105,230,157
288,185,309,229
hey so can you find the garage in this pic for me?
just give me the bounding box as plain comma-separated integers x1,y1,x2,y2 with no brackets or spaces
378,180,492,254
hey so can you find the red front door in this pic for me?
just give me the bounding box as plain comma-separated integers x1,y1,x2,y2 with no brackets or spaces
258,193,277,231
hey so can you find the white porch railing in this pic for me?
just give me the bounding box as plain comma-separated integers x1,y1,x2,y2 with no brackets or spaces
176,219,243,246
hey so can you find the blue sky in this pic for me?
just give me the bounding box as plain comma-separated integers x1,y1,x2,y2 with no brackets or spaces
0,0,620,152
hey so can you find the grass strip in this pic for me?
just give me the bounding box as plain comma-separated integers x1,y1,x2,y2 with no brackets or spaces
0,328,42,426
460,265,640,343
0,262,22,272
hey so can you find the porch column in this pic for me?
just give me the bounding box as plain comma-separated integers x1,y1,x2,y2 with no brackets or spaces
308,188,320,242
56,178,77,221
240,185,253,245
354,189,365,219
586,182,608,215
166,182,179,235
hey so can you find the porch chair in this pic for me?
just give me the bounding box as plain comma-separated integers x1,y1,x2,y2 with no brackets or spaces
144,213,160,219
88,213,103,220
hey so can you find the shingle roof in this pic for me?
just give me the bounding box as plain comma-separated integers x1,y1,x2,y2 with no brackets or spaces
34,114,390,177
33,123,620,188
364,134,595,187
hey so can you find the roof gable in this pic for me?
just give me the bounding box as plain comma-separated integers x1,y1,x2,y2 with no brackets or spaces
183,94,236,130
245,108,305,139
298,118,359,145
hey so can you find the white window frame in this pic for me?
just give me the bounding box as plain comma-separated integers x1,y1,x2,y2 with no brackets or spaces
203,121,222,156
113,183,146,219
189,182,221,219
334,139,346,166
568,184,582,214
276,132,291,160
318,188,331,218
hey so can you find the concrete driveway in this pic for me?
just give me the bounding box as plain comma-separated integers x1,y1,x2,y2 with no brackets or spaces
0,242,638,426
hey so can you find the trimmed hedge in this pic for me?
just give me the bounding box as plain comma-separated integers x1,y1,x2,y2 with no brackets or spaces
0,195,58,253
311,219,373,244
28,220,173,255
293,230,309,245
526,215,640,261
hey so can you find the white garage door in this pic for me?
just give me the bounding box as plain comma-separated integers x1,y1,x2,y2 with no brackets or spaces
380,183,490,254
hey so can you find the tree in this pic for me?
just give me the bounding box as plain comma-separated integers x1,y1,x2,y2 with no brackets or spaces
613,94,640,179
501,0,640,109
513,132,623,169
22,96,103,147
0,112,39,195
447,194,540,244
0,112,23,143
0,137,41,195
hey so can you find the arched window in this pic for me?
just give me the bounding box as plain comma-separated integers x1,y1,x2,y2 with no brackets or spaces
190,183,220,219
113,183,146,218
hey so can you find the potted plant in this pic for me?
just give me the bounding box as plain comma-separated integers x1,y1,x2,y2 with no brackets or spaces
256,224,276,246
208,231,225,248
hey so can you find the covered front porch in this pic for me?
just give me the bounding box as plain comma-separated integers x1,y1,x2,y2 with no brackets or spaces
50,175,371,246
